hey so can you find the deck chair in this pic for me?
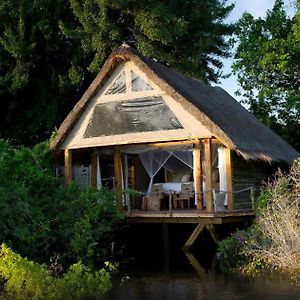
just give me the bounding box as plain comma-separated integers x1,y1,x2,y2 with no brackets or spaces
142,183,163,211
173,182,194,209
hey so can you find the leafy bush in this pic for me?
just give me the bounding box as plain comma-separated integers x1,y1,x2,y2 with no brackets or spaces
0,140,59,258
218,159,300,279
0,244,113,300
0,139,124,266
243,159,300,277
55,184,124,265
217,231,248,271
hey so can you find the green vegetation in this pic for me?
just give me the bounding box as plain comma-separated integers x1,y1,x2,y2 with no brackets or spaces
0,139,123,297
0,139,123,263
0,0,234,145
218,159,300,280
0,244,113,300
233,0,300,150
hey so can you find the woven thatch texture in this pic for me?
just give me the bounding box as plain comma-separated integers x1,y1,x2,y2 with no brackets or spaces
51,47,299,164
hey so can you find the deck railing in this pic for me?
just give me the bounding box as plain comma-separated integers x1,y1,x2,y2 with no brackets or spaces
122,187,256,216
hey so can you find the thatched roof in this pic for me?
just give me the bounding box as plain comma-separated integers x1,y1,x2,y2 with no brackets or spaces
51,46,299,164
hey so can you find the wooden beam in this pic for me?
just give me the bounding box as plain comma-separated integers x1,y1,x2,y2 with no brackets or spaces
113,147,123,210
90,154,97,188
225,148,233,209
150,139,198,148
64,149,73,185
183,249,206,277
194,140,203,209
204,139,213,212
183,223,205,250
206,224,219,245
127,216,224,224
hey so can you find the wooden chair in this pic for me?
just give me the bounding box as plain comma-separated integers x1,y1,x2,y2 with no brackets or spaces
142,183,163,211
173,182,194,209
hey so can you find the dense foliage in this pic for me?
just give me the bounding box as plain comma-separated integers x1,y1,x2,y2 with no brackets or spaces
0,140,123,266
0,0,234,145
0,244,113,300
218,159,300,280
233,0,300,150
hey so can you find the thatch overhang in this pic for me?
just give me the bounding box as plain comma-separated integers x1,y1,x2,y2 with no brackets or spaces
51,46,299,164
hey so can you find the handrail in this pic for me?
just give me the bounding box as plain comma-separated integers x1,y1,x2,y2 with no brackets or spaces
122,186,257,215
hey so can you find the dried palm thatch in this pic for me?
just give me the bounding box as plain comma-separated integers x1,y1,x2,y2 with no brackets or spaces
51,46,299,164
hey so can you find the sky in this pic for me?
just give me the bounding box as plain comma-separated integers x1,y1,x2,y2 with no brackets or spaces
216,0,295,100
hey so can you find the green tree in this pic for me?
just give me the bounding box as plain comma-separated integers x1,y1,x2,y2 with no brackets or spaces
233,0,300,150
63,0,234,81
0,0,234,145
0,1,84,146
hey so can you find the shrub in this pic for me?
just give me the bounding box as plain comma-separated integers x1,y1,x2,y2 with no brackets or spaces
243,159,300,277
55,185,124,265
218,159,300,279
0,139,124,266
0,244,113,300
217,231,248,270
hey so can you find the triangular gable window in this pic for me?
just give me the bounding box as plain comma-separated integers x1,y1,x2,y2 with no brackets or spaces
131,71,153,91
105,71,126,95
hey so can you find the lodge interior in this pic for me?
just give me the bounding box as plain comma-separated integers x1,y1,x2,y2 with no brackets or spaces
56,139,239,213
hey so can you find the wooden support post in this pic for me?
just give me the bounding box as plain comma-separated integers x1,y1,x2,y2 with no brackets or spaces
113,147,123,211
204,139,213,212
183,223,205,250
162,223,170,273
194,140,203,209
64,149,73,186
225,148,233,209
183,250,206,277
90,154,97,188
206,224,219,245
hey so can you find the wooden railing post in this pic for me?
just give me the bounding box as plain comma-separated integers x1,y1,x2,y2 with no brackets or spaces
64,149,73,185
194,140,203,209
113,147,123,211
204,139,213,212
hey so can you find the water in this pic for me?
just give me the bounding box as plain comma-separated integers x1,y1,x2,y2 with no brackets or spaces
106,224,300,300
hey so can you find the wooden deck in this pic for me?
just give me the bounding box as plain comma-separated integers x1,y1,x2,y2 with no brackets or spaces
126,209,255,224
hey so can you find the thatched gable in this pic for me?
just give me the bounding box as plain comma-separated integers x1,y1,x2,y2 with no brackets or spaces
51,46,299,164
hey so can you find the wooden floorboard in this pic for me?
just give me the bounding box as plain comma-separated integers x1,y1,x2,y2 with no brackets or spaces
126,209,255,224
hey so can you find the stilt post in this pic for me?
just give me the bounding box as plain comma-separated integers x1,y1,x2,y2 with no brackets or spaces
162,223,170,273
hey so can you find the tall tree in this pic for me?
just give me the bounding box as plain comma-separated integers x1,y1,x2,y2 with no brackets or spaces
233,0,300,150
62,0,234,82
0,0,81,145
0,0,234,145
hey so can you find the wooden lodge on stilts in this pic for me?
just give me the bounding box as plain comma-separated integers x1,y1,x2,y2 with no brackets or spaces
51,45,299,249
